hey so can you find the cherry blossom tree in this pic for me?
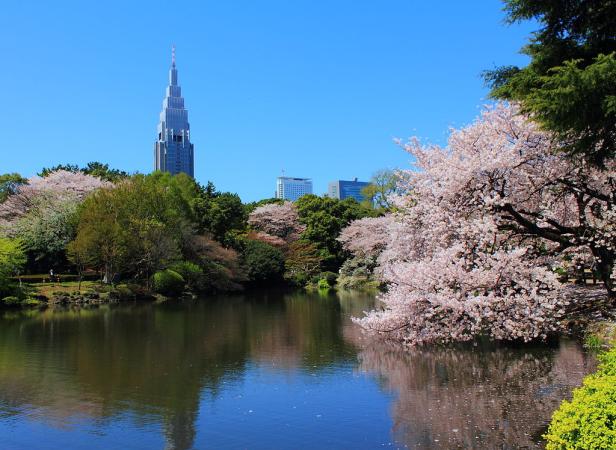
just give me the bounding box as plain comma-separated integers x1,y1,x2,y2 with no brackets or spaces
338,216,392,258
356,104,615,345
0,170,110,227
247,202,305,244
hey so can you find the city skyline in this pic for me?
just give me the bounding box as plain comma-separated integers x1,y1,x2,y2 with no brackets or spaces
0,0,534,201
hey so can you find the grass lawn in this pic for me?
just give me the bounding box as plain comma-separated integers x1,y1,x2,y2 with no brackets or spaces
27,281,99,298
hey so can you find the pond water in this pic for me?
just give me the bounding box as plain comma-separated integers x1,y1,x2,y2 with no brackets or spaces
0,289,596,449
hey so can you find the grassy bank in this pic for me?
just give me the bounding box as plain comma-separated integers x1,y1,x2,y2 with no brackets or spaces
1,280,150,307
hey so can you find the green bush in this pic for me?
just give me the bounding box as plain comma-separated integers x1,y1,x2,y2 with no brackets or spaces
317,278,331,290
598,350,616,376
545,347,616,449
152,269,185,297
168,261,203,289
110,284,135,301
1,296,21,306
322,271,337,286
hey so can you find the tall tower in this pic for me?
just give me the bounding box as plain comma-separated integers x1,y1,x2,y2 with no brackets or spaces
154,46,195,177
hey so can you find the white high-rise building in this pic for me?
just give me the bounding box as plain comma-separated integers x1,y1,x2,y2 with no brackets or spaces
276,177,313,202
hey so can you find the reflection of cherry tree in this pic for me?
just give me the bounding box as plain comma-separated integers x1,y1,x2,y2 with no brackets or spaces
355,339,595,449
357,104,615,346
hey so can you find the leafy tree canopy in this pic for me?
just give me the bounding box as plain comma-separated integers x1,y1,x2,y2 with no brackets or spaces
0,173,27,203
294,195,376,270
193,182,246,246
71,173,195,282
242,239,285,283
361,169,407,211
484,0,616,166
0,238,25,295
39,161,129,182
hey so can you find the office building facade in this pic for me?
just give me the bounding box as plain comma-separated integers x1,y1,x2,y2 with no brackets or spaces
154,47,195,177
327,178,370,202
276,177,313,202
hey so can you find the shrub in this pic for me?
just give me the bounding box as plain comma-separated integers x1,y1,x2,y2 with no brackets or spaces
317,278,331,290
110,284,135,301
152,269,185,297
1,296,21,306
184,235,246,292
545,347,616,449
322,271,338,286
169,261,203,289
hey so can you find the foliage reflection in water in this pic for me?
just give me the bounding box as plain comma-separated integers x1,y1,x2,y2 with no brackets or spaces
0,290,595,449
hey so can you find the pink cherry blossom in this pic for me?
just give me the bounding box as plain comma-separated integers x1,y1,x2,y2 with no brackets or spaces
338,216,393,258
0,170,110,228
356,104,615,345
248,202,305,244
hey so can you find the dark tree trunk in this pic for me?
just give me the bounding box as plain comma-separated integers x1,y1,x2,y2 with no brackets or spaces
592,247,615,300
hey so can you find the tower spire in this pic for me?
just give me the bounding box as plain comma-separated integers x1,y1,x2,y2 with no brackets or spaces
156,46,194,178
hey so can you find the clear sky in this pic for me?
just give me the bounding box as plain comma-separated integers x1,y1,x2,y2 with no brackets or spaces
0,0,533,202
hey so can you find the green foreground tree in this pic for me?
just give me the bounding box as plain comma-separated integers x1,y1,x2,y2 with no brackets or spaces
0,238,26,296
70,173,192,283
485,0,616,166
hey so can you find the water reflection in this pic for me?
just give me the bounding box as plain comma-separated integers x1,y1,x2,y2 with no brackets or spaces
354,339,595,449
0,290,595,449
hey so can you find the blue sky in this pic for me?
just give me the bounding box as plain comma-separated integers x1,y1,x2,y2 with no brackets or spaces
0,0,533,202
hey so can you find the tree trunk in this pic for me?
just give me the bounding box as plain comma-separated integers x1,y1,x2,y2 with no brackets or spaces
593,247,615,300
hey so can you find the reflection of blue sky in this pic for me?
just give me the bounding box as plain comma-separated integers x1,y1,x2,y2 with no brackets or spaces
195,364,395,449
2,412,164,450
0,362,395,450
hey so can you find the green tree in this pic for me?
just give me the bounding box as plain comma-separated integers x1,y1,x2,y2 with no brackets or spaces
82,162,129,182
66,235,94,291
39,162,129,182
484,0,616,166
284,240,321,285
294,195,375,271
194,185,246,245
0,238,26,296
14,196,80,270
71,174,194,283
38,164,80,177
242,239,285,283
361,169,402,210
71,188,125,283
0,173,27,203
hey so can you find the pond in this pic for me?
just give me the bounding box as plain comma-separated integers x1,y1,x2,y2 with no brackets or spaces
0,289,596,449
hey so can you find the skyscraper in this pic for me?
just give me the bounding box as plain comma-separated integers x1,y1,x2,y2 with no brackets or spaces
276,177,313,202
154,46,195,177
328,178,370,202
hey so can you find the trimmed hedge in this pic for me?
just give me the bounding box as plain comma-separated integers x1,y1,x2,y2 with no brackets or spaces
152,269,185,297
545,347,616,449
